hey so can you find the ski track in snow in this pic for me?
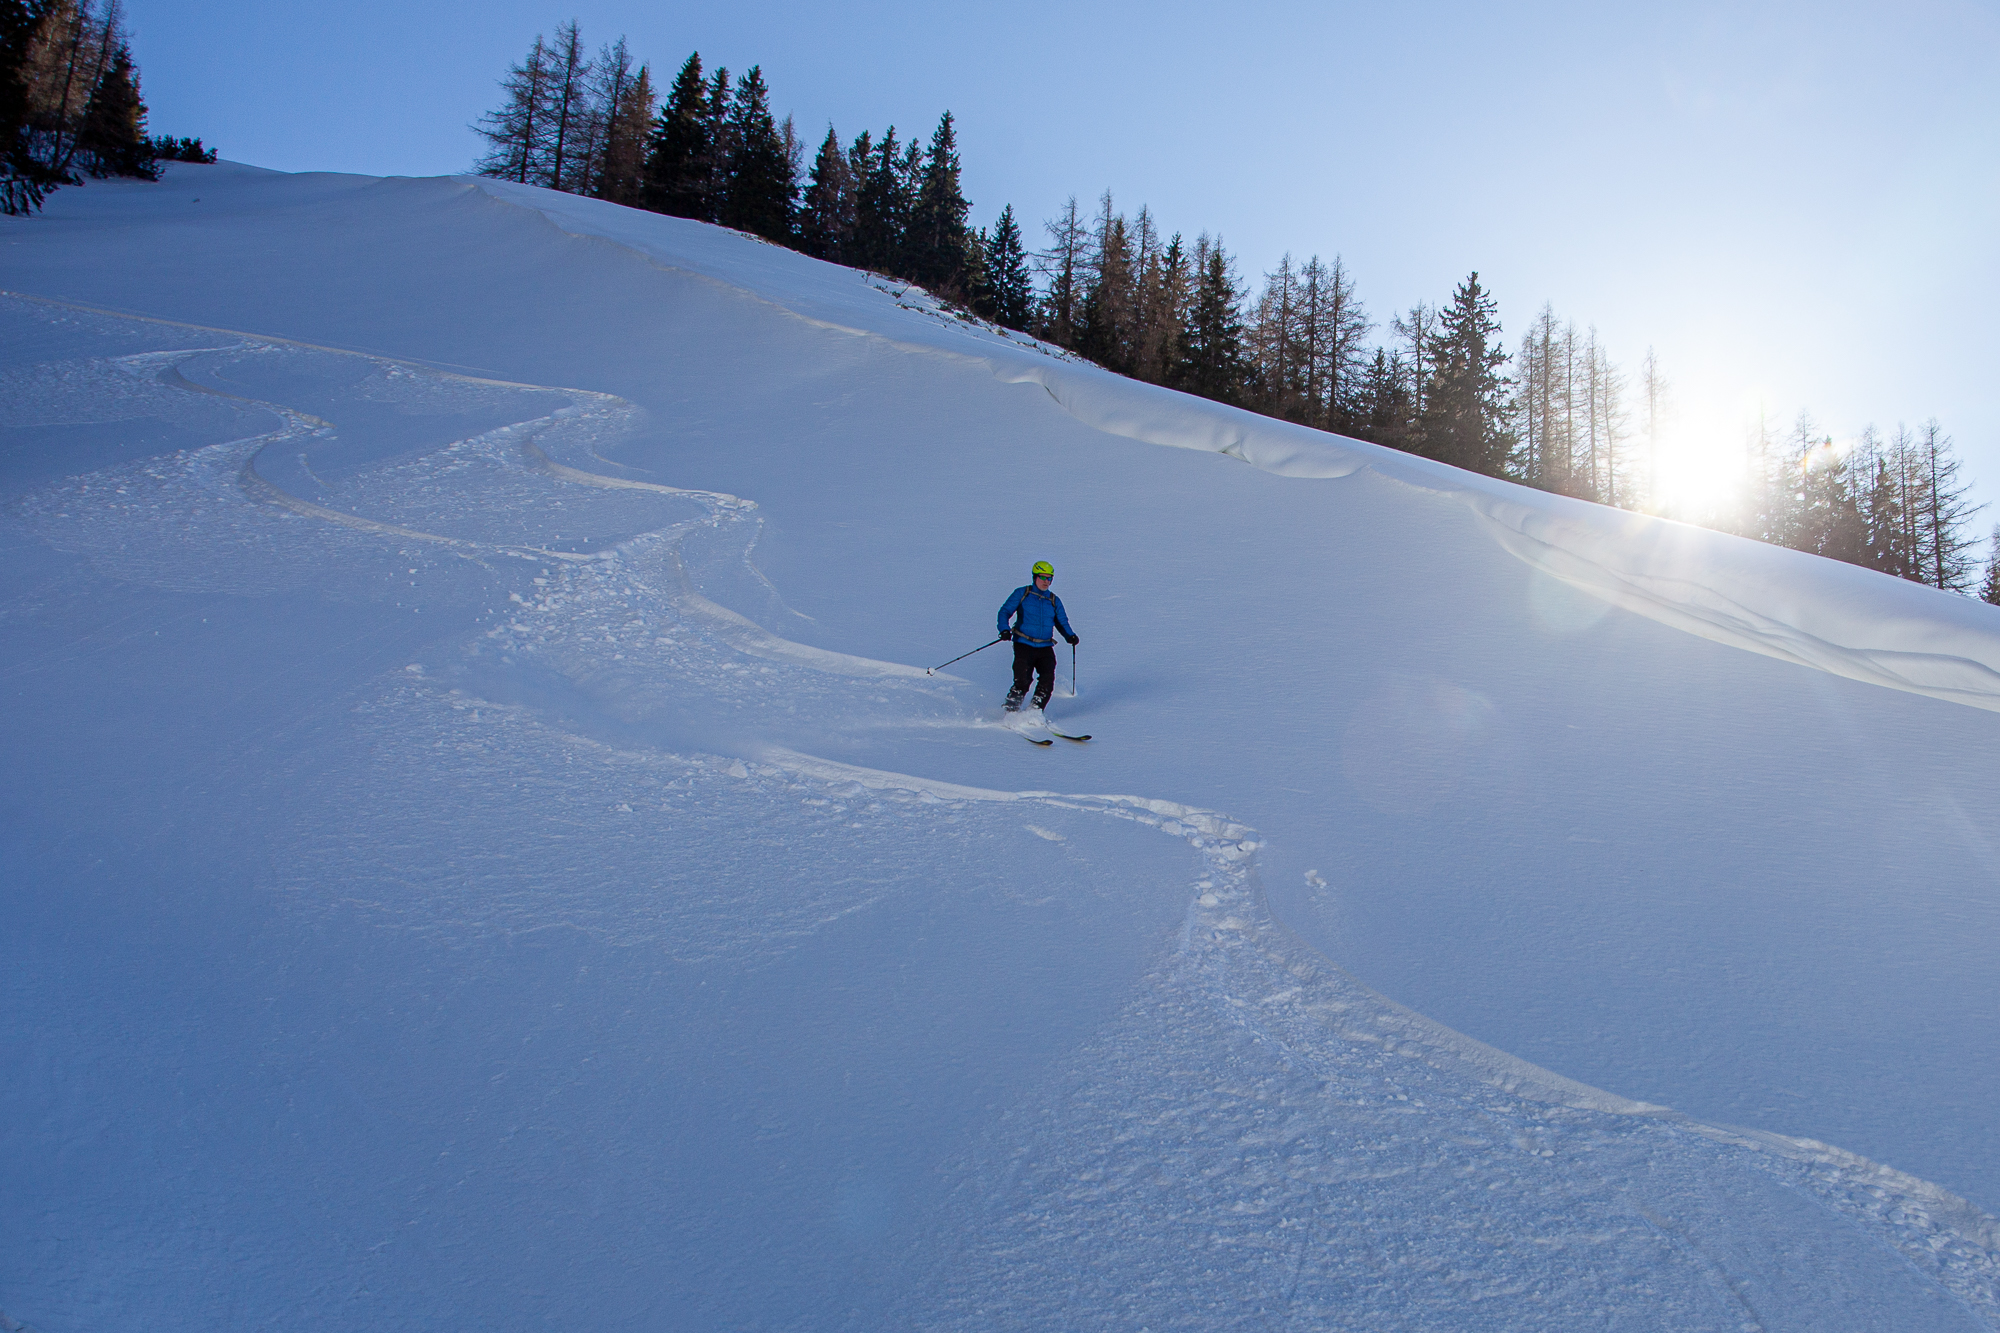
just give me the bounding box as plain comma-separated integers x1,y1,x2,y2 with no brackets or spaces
471,180,2000,721
9,291,2000,1326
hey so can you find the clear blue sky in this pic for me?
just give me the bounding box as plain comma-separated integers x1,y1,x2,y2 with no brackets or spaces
128,0,2000,520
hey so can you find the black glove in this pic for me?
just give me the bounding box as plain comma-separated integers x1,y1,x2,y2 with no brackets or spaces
999,629,1012,641
1063,633,1079,646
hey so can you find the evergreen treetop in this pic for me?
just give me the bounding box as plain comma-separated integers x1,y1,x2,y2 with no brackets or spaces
797,125,852,260
905,111,973,298
75,41,149,178
1421,272,1512,476
641,53,713,218
1175,239,1248,404
976,204,1034,331
718,65,793,242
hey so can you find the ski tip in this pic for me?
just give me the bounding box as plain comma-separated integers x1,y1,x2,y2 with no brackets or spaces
1024,735,1054,746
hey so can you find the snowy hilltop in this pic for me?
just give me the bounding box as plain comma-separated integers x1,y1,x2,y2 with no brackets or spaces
5,162,2000,1331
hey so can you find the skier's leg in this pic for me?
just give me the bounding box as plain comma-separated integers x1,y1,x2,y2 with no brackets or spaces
1006,644,1033,710
1031,646,1056,710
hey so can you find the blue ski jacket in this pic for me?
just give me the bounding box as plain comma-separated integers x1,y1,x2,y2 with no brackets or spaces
998,584,1075,648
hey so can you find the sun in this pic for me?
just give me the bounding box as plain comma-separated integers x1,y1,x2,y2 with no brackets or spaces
1653,441,1747,514
1638,387,1764,524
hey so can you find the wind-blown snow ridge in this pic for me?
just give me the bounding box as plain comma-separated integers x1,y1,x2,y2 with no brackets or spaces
1468,494,2000,710
465,181,2000,716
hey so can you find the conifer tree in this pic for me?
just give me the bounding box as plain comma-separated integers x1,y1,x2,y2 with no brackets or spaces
1980,527,2000,607
850,126,905,274
568,37,646,203
643,53,712,217
1132,230,1189,384
542,21,591,192
1304,256,1368,431
1077,193,1135,372
1818,454,1868,566
905,111,973,298
1393,302,1437,421
1350,348,1414,450
1037,195,1086,349
797,125,853,260
1248,254,1300,417
74,39,147,177
718,65,792,241
6,0,189,209
0,0,47,213
143,134,213,163
1888,423,1928,581
1787,424,1867,565
975,203,1033,330
1420,272,1512,475
1128,206,1160,358
1913,419,1982,592
592,56,652,205
962,225,989,314
474,35,554,185
1513,305,1560,490
895,135,923,251
833,128,875,256
1640,347,1667,507
843,128,871,196
1581,330,1630,506
700,66,732,217
1297,256,1333,427
1739,409,1790,546
1755,412,1818,550
780,113,803,200
25,0,121,182
1858,429,1914,578
1175,237,1248,403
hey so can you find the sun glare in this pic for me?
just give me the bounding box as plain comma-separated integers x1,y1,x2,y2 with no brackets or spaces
1640,386,1771,525
1649,423,1747,520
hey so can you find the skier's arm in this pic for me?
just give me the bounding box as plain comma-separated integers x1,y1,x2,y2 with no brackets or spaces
997,588,1025,639
1053,595,1078,644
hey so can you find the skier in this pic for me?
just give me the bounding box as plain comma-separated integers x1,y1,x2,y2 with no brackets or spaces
997,560,1078,712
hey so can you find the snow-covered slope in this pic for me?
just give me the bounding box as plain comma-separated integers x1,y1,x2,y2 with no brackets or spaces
5,163,2000,1330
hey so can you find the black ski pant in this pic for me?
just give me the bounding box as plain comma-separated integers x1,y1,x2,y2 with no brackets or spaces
1011,642,1058,707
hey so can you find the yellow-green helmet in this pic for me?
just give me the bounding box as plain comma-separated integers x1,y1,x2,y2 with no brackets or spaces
1031,561,1054,580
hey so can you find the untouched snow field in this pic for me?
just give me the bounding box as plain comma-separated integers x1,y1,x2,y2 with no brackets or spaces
5,163,2000,1330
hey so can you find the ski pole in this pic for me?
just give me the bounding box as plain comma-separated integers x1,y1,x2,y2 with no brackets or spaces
1071,642,1078,697
927,635,1006,675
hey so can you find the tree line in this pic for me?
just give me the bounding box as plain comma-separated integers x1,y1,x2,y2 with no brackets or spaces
1065,201,1997,602
1740,413,1989,597
473,24,1992,604
0,0,209,216
473,29,1029,328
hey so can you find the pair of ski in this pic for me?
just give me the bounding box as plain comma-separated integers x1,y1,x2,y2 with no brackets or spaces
1006,709,1091,746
